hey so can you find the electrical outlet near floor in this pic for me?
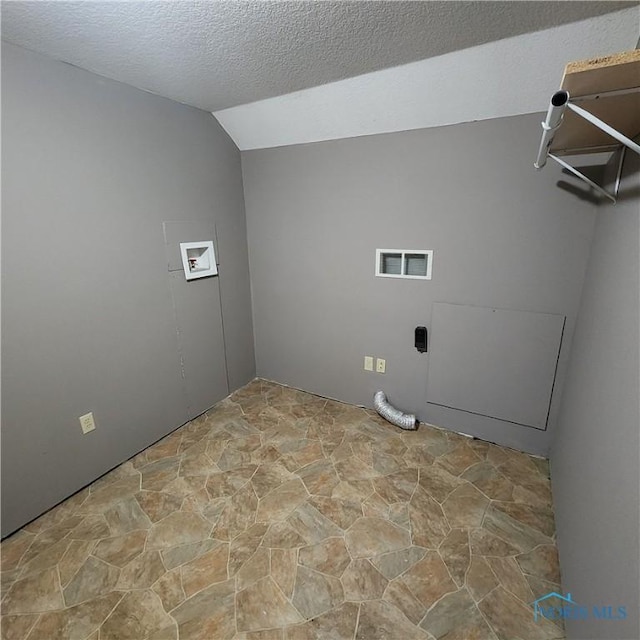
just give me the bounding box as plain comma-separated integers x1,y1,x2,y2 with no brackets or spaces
376,358,386,374
79,412,96,434
364,356,374,371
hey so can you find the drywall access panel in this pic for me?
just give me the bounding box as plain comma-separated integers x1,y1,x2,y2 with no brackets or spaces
163,221,229,419
425,303,565,452
535,50,640,203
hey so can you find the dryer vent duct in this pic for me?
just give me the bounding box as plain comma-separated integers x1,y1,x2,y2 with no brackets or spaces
373,391,418,431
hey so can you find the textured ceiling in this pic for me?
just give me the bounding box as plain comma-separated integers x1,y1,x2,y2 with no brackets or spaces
1,1,635,111
214,8,640,149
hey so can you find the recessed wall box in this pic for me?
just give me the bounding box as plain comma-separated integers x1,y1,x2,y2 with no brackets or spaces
180,241,218,280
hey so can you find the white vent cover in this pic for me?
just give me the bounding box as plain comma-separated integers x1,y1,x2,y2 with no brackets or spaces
375,249,433,280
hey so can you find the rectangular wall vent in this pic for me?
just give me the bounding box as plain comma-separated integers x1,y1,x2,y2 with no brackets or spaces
375,249,433,280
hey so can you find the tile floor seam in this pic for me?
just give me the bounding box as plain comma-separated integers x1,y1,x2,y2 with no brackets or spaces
169,617,180,640
296,562,348,582
398,574,433,614
468,481,502,504
477,583,502,606
231,581,238,639
492,570,541,612
352,601,361,640
435,547,460,590
478,496,492,528
16,537,36,571
175,571,186,612
438,497,455,533
92,591,123,638
416,591,439,629
479,500,490,530
54,564,66,609
480,552,503,588
475,587,503,639
461,534,473,587
93,591,125,640
23,613,41,640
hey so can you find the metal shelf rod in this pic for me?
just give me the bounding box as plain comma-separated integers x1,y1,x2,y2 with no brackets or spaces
535,89,640,203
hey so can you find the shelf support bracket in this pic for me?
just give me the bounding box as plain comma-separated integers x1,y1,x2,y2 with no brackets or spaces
566,102,640,156
535,89,640,204
548,154,616,203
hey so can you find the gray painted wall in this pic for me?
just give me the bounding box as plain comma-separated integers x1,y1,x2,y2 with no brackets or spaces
242,113,597,456
550,150,640,640
1,43,255,536
426,303,565,429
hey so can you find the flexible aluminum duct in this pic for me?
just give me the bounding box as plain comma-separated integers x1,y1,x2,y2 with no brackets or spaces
373,391,418,431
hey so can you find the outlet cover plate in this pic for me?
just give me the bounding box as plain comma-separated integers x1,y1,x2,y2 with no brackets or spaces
79,412,96,434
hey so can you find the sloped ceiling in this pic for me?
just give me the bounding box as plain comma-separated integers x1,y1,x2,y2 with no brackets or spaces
215,8,640,149
2,1,638,149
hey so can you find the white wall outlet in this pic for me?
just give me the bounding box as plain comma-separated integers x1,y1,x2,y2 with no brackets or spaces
364,356,374,371
79,412,96,434
376,358,386,374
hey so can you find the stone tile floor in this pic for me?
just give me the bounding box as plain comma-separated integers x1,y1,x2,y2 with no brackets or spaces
0,379,565,639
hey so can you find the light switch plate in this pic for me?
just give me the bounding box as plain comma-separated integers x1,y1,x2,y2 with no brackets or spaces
364,356,374,371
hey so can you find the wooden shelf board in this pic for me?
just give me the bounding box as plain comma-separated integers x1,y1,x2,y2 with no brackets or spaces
549,49,640,155
562,50,640,96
